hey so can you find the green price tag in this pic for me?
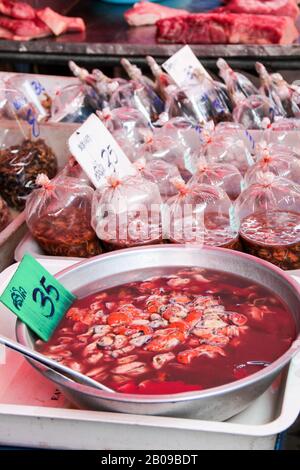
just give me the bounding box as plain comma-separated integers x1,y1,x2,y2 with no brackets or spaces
0,254,76,342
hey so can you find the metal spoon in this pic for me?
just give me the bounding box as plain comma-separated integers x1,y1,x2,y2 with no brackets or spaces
236,361,271,369
0,335,115,394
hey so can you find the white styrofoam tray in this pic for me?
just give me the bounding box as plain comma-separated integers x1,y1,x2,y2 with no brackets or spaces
0,261,300,449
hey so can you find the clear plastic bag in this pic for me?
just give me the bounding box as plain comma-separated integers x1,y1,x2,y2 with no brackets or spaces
167,178,240,249
217,58,258,104
109,80,164,124
236,172,300,269
60,156,91,186
0,196,10,231
97,106,149,161
26,174,102,258
188,158,243,201
245,148,300,186
255,63,287,118
91,175,163,249
233,94,282,130
134,157,181,201
51,83,97,123
135,125,197,181
4,75,51,122
201,123,254,175
258,118,300,155
0,138,57,210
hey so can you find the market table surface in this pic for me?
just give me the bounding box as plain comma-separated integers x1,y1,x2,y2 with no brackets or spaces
0,0,300,70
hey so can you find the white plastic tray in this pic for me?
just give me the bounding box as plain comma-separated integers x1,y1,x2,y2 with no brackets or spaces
0,261,300,449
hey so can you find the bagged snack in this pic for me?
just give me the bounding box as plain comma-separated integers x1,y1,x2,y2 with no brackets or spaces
217,58,258,104
245,149,300,186
0,139,57,210
26,174,102,258
188,158,243,201
92,174,162,249
60,156,91,186
134,157,181,201
236,172,300,269
0,196,10,231
109,80,164,124
201,122,254,175
167,178,240,249
97,107,149,161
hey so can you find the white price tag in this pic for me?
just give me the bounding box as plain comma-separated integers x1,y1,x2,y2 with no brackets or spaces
162,45,211,88
68,114,136,188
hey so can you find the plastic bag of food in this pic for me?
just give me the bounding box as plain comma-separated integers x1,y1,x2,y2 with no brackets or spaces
233,94,283,130
217,58,258,104
91,174,162,249
245,148,300,186
201,123,254,175
135,126,196,181
255,63,287,117
258,118,300,155
0,139,57,210
109,80,164,124
236,172,300,269
188,158,243,201
134,157,181,201
167,178,240,249
60,156,91,186
0,196,10,232
51,83,98,123
26,174,102,258
97,107,149,161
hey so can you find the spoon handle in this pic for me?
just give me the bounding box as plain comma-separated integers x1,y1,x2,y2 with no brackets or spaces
0,335,115,394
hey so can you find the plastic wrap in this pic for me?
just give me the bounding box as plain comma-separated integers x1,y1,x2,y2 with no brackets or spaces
51,83,98,123
26,174,102,258
60,156,91,186
217,58,258,104
0,138,57,210
91,175,163,250
236,172,300,269
233,95,282,130
167,178,240,249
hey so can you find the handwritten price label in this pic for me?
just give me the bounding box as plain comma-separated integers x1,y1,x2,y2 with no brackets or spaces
69,114,136,188
0,254,76,342
162,45,211,88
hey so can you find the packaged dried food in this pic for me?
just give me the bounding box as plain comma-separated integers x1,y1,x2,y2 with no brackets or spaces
97,107,149,161
245,149,300,186
0,196,10,231
109,80,164,124
201,123,254,175
217,58,258,104
167,178,240,249
233,94,282,130
0,138,57,210
134,157,181,201
188,158,243,201
236,172,300,269
92,175,163,250
26,174,102,258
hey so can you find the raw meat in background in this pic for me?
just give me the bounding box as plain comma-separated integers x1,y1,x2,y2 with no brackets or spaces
216,0,300,19
156,13,299,44
125,1,189,26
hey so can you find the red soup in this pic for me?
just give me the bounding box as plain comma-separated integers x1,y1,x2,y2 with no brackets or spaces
37,268,296,395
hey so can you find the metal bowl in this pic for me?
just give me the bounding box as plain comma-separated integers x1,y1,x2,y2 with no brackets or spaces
16,245,300,421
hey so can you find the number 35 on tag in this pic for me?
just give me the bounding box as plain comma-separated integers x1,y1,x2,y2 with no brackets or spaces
0,254,76,342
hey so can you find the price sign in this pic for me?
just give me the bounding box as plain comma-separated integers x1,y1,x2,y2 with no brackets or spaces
162,45,211,88
69,113,136,189
0,254,76,342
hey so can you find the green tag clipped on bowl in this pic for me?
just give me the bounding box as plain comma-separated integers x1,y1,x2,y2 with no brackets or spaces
0,254,76,342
